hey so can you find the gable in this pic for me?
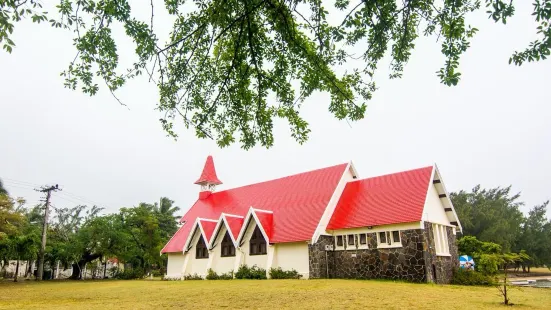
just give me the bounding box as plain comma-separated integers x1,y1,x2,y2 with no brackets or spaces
422,183,451,225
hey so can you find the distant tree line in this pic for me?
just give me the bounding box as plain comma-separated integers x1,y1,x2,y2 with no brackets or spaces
451,185,551,271
0,179,180,281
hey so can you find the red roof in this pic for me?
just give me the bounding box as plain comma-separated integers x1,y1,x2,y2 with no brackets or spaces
199,219,218,243
195,156,223,185
327,166,434,230
253,210,273,241
224,215,244,241
161,163,347,253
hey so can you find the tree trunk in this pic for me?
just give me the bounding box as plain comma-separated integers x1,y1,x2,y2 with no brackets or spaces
103,261,107,279
26,260,32,278
14,259,20,282
70,252,102,280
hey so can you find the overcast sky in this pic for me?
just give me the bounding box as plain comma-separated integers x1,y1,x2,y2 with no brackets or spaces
1,2,549,218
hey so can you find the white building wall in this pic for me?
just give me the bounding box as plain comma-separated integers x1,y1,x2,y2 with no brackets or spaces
273,242,310,279
240,220,268,269
166,253,186,278
422,184,451,225
210,226,236,274
184,230,209,277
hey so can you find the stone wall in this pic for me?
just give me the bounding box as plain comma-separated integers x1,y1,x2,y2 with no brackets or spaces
309,229,428,282
422,222,459,284
308,235,334,279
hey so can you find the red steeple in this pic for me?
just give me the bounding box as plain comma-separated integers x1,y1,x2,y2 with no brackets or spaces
195,155,223,185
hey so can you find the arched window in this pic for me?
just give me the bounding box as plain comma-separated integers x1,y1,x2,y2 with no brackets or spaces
221,231,236,257
196,235,209,259
249,226,267,255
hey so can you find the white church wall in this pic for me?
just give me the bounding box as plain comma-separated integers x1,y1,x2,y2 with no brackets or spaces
209,226,236,274
240,220,268,269
422,183,451,226
166,253,186,279
273,242,310,279
184,229,209,277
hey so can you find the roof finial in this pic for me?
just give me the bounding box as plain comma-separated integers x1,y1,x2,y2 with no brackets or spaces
195,155,223,185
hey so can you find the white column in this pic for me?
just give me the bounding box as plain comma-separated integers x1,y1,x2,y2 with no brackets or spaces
266,244,276,278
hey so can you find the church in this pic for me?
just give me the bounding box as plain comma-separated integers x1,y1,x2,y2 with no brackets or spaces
162,156,462,283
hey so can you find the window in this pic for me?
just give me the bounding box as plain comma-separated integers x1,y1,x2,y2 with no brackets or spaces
392,231,401,244
359,234,367,245
378,232,387,244
433,224,450,255
347,234,355,246
377,230,402,248
196,236,209,259
249,226,267,255
336,235,344,247
221,231,236,257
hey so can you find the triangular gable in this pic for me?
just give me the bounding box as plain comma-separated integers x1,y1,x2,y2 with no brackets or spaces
224,214,245,241
236,207,273,245
254,210,273,240
199,219,218,243
208,213,244,248
428,164,463,232
183,217,217,252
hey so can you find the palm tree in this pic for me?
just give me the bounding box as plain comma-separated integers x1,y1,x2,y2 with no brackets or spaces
154,197,181,239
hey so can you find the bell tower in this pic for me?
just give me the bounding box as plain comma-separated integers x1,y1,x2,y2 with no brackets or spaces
195,155,223,199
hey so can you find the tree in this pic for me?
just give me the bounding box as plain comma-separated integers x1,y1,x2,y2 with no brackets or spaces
154,197,181,241
0,179,8,196
451,185,525,252
2,1,550,149
517,201,551,270
119,204,163,275
0,194,25,240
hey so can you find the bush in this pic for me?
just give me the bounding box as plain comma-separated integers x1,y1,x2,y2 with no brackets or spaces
184,273,203,280
269,267,303,279
451,269,495,286
151,269,163,277
206,269,233,280
114,268,146,280
234,265,267,279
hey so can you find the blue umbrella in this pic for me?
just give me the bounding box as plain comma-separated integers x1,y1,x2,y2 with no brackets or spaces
459,255,475,270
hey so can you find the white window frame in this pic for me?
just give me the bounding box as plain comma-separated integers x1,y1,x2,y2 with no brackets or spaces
357,233,369,249
433,224,450,256
346,234,356,250
335,235,345,251
377,230,402,248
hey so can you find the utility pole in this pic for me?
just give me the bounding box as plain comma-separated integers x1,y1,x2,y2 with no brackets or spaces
35,184,60,281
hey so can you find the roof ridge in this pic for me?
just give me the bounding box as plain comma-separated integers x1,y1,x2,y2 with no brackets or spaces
207,162,348,195
351,165,434,183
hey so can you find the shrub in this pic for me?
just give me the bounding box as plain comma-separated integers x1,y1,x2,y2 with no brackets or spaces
114,268,146,280
206,269,233,280
451,269,495,286
184,273,203,280
234,265,267,279
269,267,303,279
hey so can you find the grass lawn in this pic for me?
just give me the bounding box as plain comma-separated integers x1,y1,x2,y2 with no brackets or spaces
1,279,550,309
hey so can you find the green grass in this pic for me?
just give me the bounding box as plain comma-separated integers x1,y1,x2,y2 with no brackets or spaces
0,279,550,309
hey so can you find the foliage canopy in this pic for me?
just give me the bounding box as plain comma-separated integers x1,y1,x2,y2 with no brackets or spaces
1,0,550,148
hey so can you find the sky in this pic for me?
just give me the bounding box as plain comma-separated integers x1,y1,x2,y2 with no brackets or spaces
0,2,549,218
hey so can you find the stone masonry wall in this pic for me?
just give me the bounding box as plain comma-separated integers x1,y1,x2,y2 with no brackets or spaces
423,222,459,284
309,229,428,282
308,235,334,279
